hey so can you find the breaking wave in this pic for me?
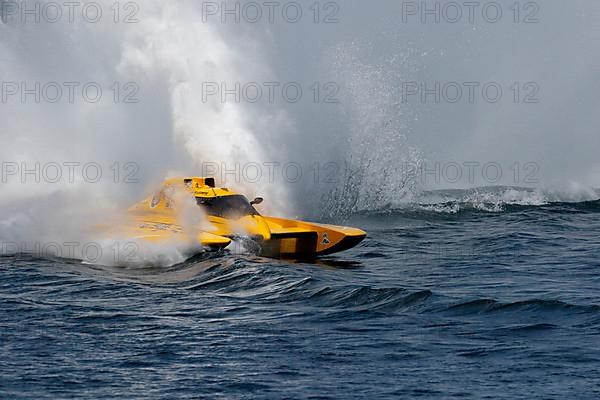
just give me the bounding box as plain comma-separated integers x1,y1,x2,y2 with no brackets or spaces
349,186,600,216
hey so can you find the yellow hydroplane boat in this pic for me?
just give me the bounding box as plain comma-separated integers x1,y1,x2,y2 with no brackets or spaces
114,177,366,259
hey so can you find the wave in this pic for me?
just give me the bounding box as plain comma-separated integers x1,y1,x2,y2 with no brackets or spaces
312,287,433,311
164,259,435,311
441,298,600,316
185,261,600,320
351,186,600,216
4,253,600,326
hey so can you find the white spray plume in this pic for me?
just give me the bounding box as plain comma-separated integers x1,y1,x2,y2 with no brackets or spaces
117,0,292,215
0,0,294,264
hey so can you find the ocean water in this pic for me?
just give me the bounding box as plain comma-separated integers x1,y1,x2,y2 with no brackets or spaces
2,189,600,399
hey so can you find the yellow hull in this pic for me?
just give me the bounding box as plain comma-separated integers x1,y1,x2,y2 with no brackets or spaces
260,216,366,258
102,177,366,259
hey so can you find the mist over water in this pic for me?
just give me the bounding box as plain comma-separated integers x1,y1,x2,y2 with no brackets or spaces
1,0,600,240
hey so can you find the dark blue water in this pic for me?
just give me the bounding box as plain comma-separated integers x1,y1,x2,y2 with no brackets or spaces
2,193,600,399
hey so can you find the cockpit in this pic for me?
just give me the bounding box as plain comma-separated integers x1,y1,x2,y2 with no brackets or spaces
196,195,259,218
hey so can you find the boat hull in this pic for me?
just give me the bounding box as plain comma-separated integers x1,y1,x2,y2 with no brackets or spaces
258,217,367,258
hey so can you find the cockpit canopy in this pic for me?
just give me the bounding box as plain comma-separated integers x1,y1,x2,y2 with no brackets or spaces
196,195,259,219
